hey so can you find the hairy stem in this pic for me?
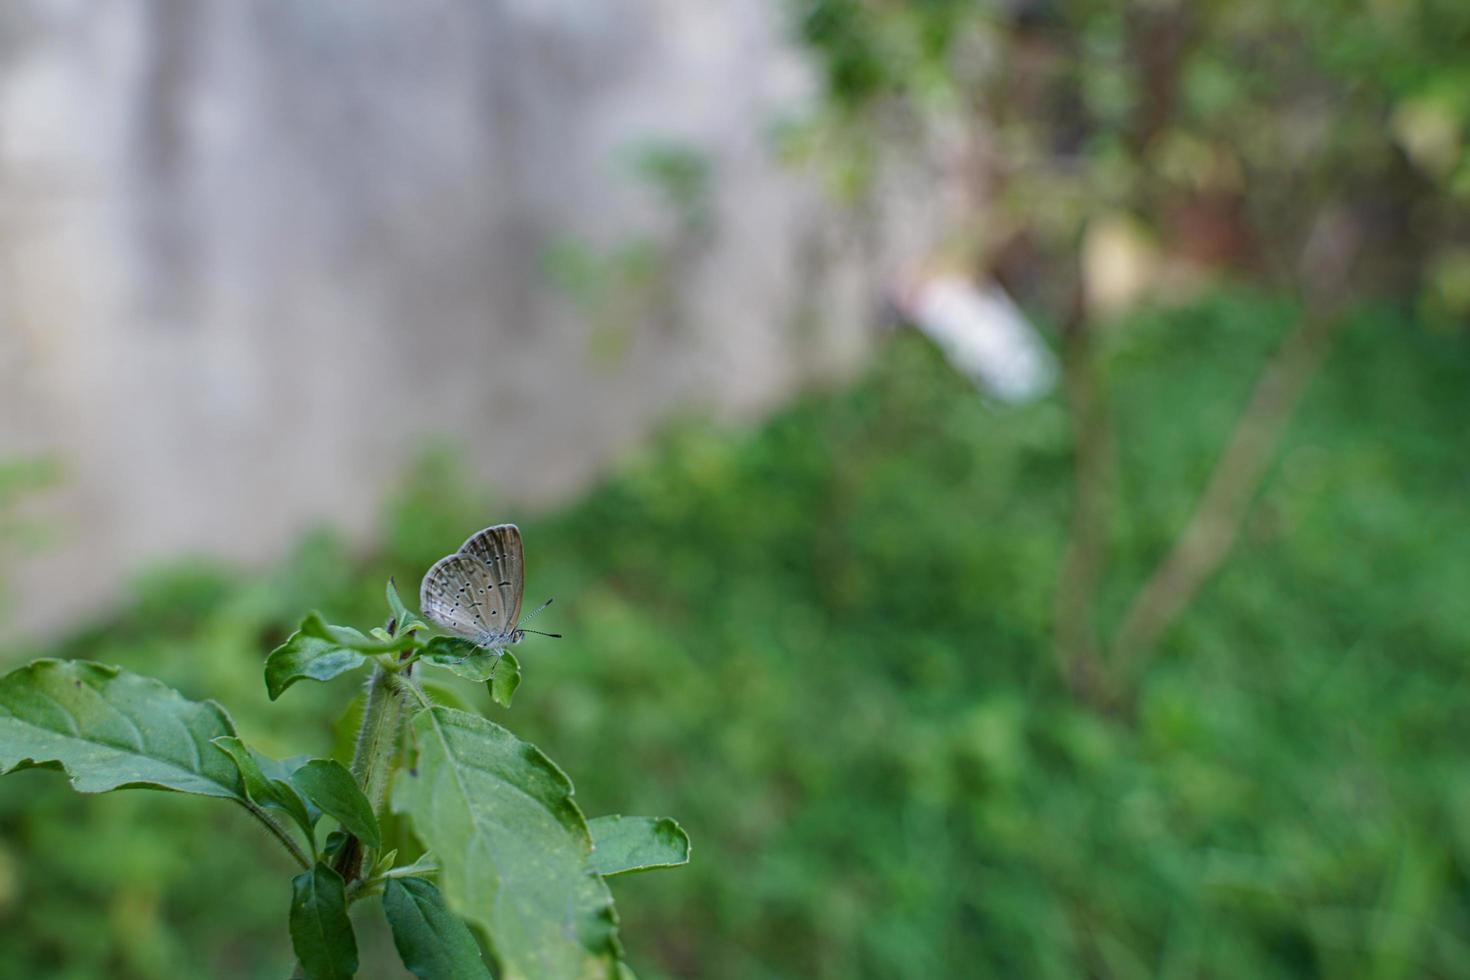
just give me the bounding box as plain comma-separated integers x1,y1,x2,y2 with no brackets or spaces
240,800,310,870
332,662,409,884
350,665,408,809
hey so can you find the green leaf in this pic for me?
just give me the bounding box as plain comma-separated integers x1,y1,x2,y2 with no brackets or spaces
322,830,350,862
258,752,325,825
587,816,691,877
291,759,381,850
269,777,318,833
369,848,399,879
387,577,428,636
265,620,369,702
301,612,417,654
387,577,410,620
0,659,244,799
265,610,427,700
393,706,621,980
208,735,285,804
382,876,493,980
489,652,521,708
419,680,477,713
290,863,358,980
420,637,505,683
420,636,478,660
386,850,440,880
256,751,318,785
211,736,317,840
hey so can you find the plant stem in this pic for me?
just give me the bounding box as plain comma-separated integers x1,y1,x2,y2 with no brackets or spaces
333,662,410,884
240,800,310,870
350,664,408,810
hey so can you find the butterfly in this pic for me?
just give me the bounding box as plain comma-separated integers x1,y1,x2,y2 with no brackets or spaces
419,524,559,650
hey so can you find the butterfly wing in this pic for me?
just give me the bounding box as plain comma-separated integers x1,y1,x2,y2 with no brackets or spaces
457,524,524,632
420,553,514,645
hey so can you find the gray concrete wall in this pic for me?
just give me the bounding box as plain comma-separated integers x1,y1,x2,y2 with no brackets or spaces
0,1,890,633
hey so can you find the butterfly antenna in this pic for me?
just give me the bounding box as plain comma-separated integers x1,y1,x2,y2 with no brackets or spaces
518,598,560,638
520,596,555,625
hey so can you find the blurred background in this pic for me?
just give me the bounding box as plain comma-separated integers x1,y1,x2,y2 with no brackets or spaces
2,1,1470,977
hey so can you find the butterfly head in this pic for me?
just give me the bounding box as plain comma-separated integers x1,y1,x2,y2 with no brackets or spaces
472,627,520,649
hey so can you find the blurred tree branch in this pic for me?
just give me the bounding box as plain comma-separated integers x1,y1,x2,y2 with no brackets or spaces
1052,288,1115,708
793,0,1438,713
1108,308,1344,683
1108,212,1361,689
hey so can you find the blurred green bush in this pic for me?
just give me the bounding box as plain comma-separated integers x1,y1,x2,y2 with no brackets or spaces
3,290,1469,978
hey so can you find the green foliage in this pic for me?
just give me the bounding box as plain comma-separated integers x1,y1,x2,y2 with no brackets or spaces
543,236,666,365
0,545,685,976
211,736,317,845
517,293,1469,978
381,876,492,980
291,760,380,851
420,638,523,706
0,454,63,616
627,140,714,237
588,816,691,877
542,139,714,367
0,660,244,800
488,651,523,708
392,706,622,979
420,637,500,680
3,291,1467,977
264,617,372,701
289,863,356,980
385,578,427,637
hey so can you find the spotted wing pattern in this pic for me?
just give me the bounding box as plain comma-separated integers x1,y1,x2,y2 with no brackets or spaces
457,524,524,632
420,554,516,647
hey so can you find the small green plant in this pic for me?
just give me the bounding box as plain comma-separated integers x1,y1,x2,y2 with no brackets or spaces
0,569,688,979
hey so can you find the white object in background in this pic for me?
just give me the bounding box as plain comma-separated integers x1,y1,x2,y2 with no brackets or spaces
900,276,1056,403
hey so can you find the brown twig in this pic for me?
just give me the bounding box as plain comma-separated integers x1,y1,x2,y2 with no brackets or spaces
1108,307,1345,687
1106,210,1359,690
1052,289,1115,707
